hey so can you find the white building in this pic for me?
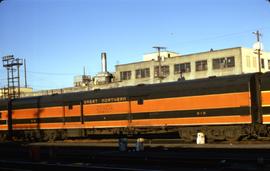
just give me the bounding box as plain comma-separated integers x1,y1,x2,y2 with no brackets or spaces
115,47,270,87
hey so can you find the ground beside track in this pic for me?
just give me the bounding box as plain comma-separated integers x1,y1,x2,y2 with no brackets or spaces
1,140,270,170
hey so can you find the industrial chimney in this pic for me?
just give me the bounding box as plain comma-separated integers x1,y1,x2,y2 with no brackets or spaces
101,52,107,73
93,52,112,85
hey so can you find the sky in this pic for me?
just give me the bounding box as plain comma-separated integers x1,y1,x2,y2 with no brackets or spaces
0,0,269,90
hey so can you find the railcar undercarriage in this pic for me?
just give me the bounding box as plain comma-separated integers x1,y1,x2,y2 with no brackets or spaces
1,124,270,143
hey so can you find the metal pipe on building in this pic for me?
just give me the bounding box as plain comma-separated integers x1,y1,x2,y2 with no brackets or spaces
101,52,107,72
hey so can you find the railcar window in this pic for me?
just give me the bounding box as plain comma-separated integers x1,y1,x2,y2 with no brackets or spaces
68,104,73,110
137,98,144,105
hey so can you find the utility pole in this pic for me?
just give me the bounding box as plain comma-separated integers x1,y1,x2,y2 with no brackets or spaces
2,55,23,99
153,46,166,82
2,55,23,140
253,30,262,73
24,59,27,88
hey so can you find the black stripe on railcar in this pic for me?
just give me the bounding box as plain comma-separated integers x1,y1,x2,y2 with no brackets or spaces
12,116,81,124
84,114,129,122
0,99,8,111
0,120,6,125
260,72,270,91
262,107,270,114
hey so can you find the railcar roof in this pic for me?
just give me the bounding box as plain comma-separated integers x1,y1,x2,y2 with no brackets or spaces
0,73,257,110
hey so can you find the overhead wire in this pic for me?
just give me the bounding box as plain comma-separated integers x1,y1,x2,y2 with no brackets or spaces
1,27,269,89
175,27,270,45
28,70,80,76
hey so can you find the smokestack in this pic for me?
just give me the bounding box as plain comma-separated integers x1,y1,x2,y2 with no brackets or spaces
101,52,107,72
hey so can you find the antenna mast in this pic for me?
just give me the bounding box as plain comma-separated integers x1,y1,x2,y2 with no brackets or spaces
253,30,262,73
153,46,166,82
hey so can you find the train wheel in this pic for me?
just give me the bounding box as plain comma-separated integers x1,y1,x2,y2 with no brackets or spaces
0,132,7,142
43,130,56,142
203,127,224,142
178,128,195,142
224,127,240,142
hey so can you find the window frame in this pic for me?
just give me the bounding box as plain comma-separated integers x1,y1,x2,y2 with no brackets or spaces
212,56,235,69
174,63,191,74
135,68,150,79
226,56,235,68
196,60,208,71
154,65,170,78
120,71,132,81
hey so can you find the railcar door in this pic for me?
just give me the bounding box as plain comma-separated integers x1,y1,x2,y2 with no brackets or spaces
80,101,84,124
128,95,150,127
0,100,8,132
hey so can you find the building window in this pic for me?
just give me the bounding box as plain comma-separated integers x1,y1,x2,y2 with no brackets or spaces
196,60,208,71
174,63,191,74
246,56,251,68
120,71,131,81
154,65,170,78
213,58,226,69
212,56,235,69
253,56,257,68
261,58,265,69
135,68,150,79
268,60,270,70
227,56,235,67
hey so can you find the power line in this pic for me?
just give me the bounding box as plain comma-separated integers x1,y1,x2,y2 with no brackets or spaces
28,70,79,76
176,27,270,45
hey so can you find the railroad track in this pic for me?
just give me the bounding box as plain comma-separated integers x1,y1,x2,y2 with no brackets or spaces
0,160,162,171
0,156,268,171
1,141,270,170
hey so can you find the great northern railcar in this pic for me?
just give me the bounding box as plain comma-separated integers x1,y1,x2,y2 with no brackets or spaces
0,72,269,142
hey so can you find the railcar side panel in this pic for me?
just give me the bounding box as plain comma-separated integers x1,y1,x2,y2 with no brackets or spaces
260,72,270,124
0,73,258,141
0,110,8,131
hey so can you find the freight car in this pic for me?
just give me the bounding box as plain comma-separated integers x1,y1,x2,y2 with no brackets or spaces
0,72,270,142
